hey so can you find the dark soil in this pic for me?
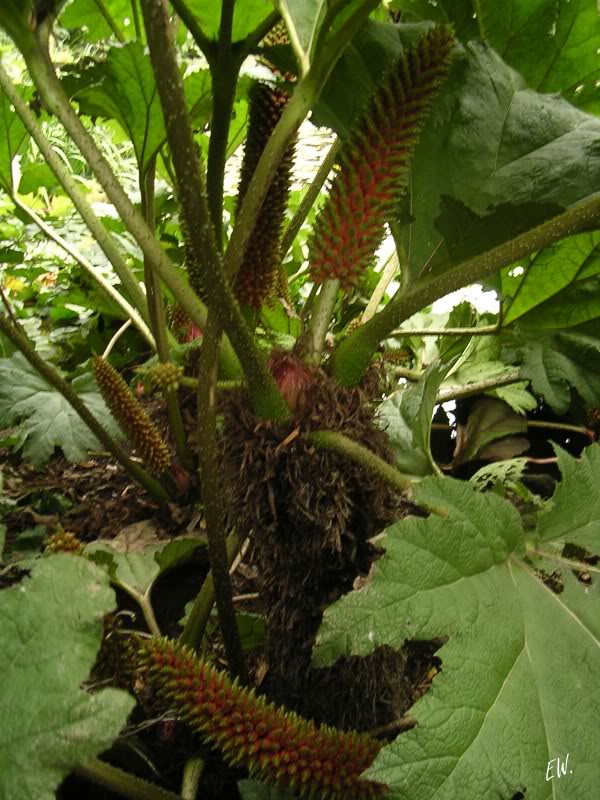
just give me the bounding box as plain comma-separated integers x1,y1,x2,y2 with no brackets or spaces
0,444,440,800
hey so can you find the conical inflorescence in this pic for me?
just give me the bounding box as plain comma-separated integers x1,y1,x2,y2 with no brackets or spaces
308,27,454,287
234,81,296,308
130,635,387,800
44,530,84,555
147,362,184,393
93,357,170,473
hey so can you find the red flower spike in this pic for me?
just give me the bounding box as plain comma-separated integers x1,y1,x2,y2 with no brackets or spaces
133,636,387,800
309,27,454,288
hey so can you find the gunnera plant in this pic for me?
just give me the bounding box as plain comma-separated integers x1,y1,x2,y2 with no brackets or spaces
221,353,409,729
221,28,455,730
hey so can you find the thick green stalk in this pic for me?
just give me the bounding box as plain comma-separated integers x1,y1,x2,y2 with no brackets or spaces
191,222,246,683
179,531,243,650
75,759,182,800
206,64,237,245
19,41,241,380
187,0,241,655
169,0,216,64
9,193,155,348
526,419,592,437
140,0,288,421
332,195,600,386
300,278,339,365
195,315,248,681
206,0,237,246
181,756,204,800
308,430,415,496
393,324,499,337
140,159,193,469
436,371,523,403
0,314,169,502
310,430,450,518
280,137,340,258
92,0,126,41
0,60,151,326
385,365,423,382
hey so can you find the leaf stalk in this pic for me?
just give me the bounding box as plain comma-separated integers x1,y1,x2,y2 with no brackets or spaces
332,195,600,385
0,313,169,502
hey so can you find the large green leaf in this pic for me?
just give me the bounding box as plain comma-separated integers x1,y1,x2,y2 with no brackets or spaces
0,87,28,192
378,361,452,477
0,555,135,800
502,232,600,326
183,69,214,129
65,43,166,173
536,445,600,550
184,0,273,42
507,322,600,414
388,0,479,40
442,336,537,413
277,0,378,75
518,273,600,330
403,41,600,282
316,23,600,282
64,50,216,171
0,353,123,468
0,0,36,50
277,0,331,73
87,537,206,598
58,0,136,42
314,465,600,799
389,303,478,368
476,0,600,115
452,397,528,466
391,0,600,115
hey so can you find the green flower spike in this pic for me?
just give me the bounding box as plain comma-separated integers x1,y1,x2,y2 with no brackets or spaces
93,356,170,474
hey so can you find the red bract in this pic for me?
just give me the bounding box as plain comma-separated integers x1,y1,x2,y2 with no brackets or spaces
268,351,314,411
184,322,202,343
